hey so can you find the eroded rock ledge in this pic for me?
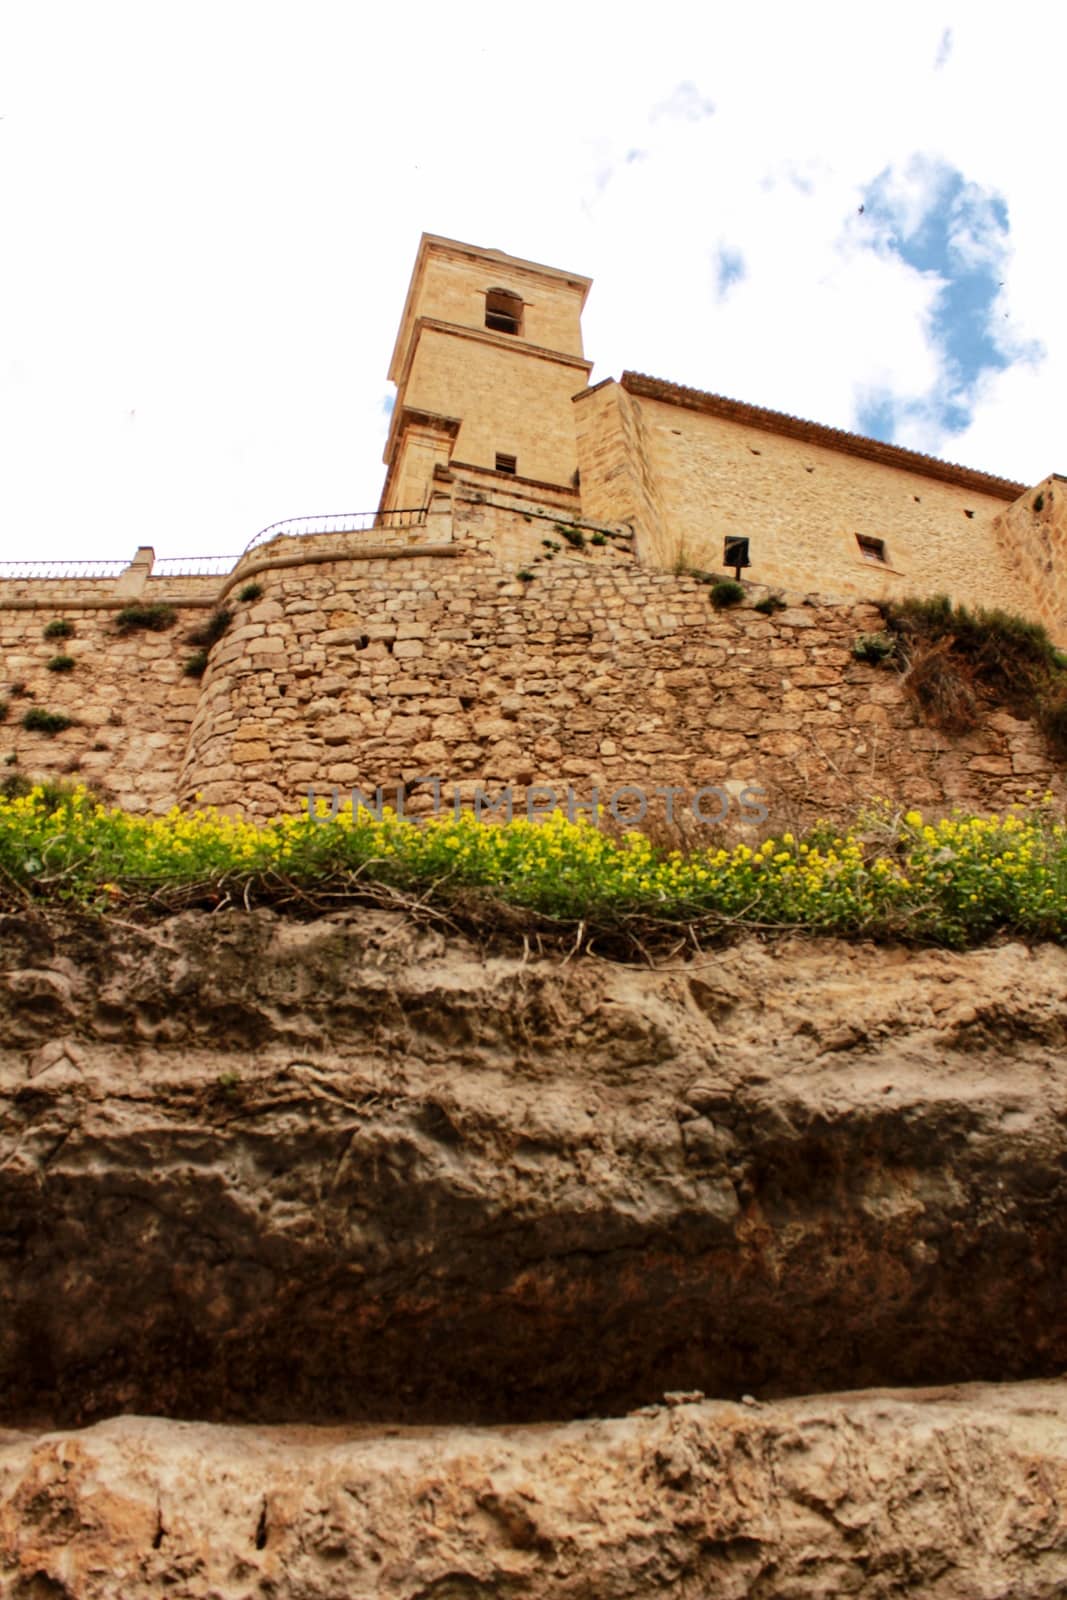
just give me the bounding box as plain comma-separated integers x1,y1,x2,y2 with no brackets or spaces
5,1382,1067,1598
3,908,1067,1425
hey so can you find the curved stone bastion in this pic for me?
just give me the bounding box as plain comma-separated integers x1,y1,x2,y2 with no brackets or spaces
2,485,1066,825
175,493,1065,825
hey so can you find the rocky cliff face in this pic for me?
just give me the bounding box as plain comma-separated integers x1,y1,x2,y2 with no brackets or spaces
3,907,1067,1594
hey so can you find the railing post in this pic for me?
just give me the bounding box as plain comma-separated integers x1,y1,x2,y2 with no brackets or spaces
114,546,155,598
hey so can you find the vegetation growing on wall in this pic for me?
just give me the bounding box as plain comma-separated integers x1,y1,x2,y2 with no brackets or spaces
2,784,1067,952
186,607,233,648
865,595,1067,755
710,579,745,609
116,603,177,633
43,619,75,640
20,708,73,735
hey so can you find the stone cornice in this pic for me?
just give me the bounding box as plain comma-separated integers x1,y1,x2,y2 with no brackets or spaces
383,403,461,469
395,318,592,399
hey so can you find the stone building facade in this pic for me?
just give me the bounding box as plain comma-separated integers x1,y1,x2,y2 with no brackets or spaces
1,234,1064,822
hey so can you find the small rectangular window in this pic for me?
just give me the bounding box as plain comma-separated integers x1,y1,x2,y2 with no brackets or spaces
495,453,517,475
486,288,523,336
857,535,888,564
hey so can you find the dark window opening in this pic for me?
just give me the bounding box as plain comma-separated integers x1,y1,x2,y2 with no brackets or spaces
486,287,523,336
856,534,889,565
495,453,517,475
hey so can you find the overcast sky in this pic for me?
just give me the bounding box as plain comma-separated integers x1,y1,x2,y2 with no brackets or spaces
1,2,1063,565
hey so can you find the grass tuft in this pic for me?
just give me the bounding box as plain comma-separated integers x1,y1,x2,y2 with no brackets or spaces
21,708,73,735
186,608,233,648
710,579,745,610
116,603,177,633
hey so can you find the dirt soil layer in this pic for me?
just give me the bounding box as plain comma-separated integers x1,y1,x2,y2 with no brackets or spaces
2,909,1067,1427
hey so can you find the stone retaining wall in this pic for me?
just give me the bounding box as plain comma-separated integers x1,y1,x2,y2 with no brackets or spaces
2,493,1064,825
0,597,209,811
177,512,1065,826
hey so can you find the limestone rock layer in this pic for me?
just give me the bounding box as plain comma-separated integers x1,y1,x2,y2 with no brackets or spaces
5,1384,1067,1598
4,907,1067,1596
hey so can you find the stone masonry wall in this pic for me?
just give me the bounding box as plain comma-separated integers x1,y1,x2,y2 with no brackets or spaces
992,474,1067,640
176,498,1065,826
0,593,211,812
3,493,1064,825
574,380,669,563
573,381,1049,634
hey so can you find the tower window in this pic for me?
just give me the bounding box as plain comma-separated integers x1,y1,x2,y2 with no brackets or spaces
485,288,523,336
495,453,517,475
856,534,888,565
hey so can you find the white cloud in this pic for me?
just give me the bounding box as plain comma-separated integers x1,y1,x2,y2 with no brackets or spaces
0,1,1064,564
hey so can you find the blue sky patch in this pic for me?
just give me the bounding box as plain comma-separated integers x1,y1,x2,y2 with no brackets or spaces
857,158,1011,443
715,247,745,297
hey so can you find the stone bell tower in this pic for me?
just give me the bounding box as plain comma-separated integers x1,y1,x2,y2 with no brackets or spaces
378,234,593,513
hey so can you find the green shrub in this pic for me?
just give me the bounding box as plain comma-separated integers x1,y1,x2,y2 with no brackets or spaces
517,569,535,583
46,655,75,673
237,583,263,602
710,579,745,609
184,650,208,678
853,631,896,665
754,593,787,615
556,524,586,549
43,619,74,640
22,707,73,735
590,531,607,546
185,608,233,648
116,603,177,633
878,595,1067,733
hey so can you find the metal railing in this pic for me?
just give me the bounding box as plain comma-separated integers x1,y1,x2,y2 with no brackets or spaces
0,558,129,579
242,507,428,555
0,507,431,581
153,555,241,577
